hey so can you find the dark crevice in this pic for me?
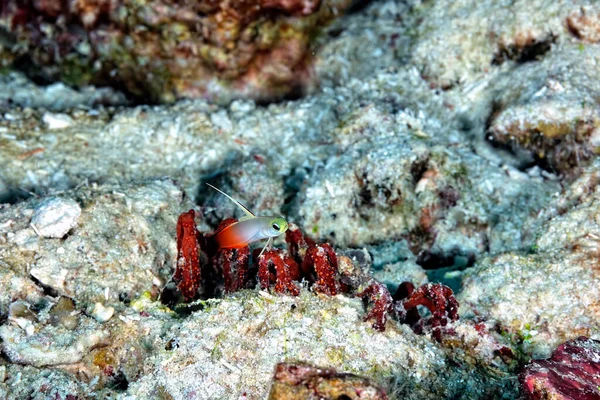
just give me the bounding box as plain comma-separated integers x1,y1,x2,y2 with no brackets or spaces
410,156,429,185
0,187,33,205
346,0,376,14
492,33,557,66
108,370,129,391
281,165,311,217
416,248,475,271
29,274,60,297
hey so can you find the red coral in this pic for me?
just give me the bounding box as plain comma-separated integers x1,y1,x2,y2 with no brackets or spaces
216,246,251,293
394,282,459,342
173,210,202,301
170,212,458,338
211,218,252,293
357,280,393,331
258,249,300,295
286,223,315,265
303,243,338,295
286,223,338,295
520,336,600,400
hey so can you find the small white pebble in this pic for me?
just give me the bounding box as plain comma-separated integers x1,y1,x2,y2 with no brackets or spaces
42,112,74,130
152,275,163,287
92,302,115,323
31,197,81,238
56,246,65,254
11,317,35,336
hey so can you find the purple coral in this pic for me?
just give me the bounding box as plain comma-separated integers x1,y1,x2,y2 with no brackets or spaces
520,336,600,400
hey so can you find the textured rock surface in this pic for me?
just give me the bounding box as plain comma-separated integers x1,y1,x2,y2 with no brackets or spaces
411,0,595,89
0,179,188,309
128,290,517,399
459,159,600,359
30,197,81,238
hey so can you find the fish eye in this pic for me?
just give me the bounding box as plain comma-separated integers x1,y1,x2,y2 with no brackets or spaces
272,223,280,231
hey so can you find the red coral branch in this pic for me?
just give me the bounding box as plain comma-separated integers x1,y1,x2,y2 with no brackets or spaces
357,280,393,331
173,210,201,301
258,249,300,296
303,243,338,295
209,218,252,293
286,222,315,266
217,246,251,293
394,282,459,342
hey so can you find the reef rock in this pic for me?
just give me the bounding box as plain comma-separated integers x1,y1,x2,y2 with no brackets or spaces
0,0,353,103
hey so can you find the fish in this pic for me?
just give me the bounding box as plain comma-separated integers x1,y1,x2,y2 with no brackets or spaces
207,183,288,255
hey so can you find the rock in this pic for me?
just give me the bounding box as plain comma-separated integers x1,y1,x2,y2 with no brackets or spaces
411,0,588,89
487,43,600,175
3,179,188,307
268,362,388,400
566,6,600,43
41,112,74,130
128,290,518,399
0,312,109,367
91,302,115,323
459,160,600,358
31,197,81,239
0,365,91,399
46,297,78,331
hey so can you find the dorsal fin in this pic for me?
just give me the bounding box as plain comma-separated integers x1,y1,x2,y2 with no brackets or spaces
206,183,255,218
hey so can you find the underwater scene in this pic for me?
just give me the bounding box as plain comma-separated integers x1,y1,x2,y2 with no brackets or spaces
0,0,599,399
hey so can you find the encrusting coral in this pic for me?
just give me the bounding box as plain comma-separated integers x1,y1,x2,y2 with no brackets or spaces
268,361,389,400
170,209,460,339
0,0,353,103
519,336,600,399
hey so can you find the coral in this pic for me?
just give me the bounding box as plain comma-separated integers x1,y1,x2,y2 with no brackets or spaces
268,362,389,400
286,223,339,295
302,244,339,295
356,280,393,332
286,222,316,264
567,7,600,43
217,246,251,294
170,214,460,337
519,336,600,400
213,218,252,294
0,0,353,103
393,282,459,342
258,249,300,296
173,210,202,301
